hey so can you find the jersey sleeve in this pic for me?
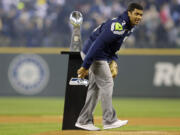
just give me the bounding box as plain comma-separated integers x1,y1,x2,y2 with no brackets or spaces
111,54,118,61
82,21,125,69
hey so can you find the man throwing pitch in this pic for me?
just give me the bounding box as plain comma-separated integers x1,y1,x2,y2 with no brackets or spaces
75,3,143,130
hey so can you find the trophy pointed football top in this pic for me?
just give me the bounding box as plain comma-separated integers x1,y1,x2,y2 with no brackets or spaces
69,11,83,51
70,11,83,27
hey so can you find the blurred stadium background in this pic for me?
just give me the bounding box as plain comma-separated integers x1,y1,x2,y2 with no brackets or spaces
0,0,179,48
0,0,180,135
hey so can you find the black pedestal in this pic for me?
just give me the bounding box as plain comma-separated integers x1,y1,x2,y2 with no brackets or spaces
61,51,87,130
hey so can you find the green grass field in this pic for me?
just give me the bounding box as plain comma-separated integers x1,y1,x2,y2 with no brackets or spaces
0,97,180,135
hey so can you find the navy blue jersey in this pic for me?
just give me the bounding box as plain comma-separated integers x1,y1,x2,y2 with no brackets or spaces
82,11,135,69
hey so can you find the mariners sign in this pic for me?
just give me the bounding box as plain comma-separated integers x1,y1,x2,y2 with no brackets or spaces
8,54,50,95
153,62,180,87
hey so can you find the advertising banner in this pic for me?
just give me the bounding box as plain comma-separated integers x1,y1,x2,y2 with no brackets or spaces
114,55,180,97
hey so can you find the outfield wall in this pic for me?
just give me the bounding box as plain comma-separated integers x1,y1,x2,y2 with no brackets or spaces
0,48,69,96
0,48,179,97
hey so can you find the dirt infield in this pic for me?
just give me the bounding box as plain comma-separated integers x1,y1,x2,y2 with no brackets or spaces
1,116,180,135
1,116,180,126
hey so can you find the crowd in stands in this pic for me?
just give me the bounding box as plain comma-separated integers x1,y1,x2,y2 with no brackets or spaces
0,0,179,48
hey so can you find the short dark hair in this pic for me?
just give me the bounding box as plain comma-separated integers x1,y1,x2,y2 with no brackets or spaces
128,3,143,12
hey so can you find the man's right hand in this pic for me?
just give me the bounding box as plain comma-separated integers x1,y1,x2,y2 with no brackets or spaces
77,67,89,78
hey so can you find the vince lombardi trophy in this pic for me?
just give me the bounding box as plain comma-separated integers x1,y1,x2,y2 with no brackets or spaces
69,11,88,86
69,11,83,51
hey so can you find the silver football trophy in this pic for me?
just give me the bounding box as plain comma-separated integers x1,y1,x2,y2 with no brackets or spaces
69,11,83,51
69,11,88,86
